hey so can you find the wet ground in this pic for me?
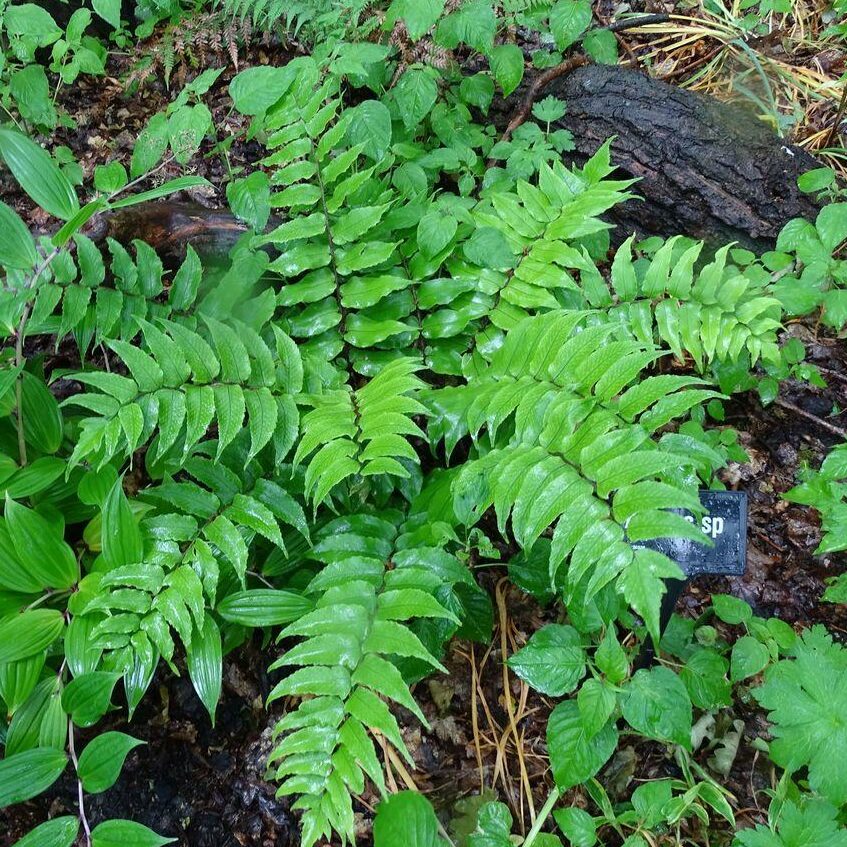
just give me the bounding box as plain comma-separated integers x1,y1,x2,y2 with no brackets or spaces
2,333,844,845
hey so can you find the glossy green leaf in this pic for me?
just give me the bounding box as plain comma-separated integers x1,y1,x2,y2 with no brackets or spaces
91,820,175,847
394,68,438,130
0,747,68,807
10,815,79,847
0,652,45,714
0,129,79,220
507,624,586,696
0,201,38,269
20,372,63,455
217,590,312,627
730,635,770,682
547,700,617,792
389,0,445,41
553,807,597,847
230,65,296,115
78,731,144,793
489,44,524,97
186,616,222,725
5,677,56,756
92,0,121,29
101,479,143,569
110,176,212,210
0,609,65,664
373,791,439,847
622,667,692,749
61,671,120,728
5,496,77,589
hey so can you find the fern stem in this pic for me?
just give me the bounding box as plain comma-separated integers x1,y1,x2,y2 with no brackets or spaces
310,144,346,334
68,717,93,847
521,786,561,847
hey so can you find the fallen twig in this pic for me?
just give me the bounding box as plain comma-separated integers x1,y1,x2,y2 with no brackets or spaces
774,397,847,439
494,54,591,149
605,13,670,33
492,14,670,150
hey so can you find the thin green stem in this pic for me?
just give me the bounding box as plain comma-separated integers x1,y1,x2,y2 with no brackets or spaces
25,590,69,612
68,717,92,847
522,786,561,847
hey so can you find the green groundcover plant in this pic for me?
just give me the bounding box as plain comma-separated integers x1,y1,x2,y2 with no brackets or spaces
1,2,846,846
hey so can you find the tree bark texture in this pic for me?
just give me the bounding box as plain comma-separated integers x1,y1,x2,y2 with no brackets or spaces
92,64,826,263
538,63,823,251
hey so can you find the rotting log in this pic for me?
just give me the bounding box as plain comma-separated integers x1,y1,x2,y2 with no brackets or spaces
85,202,252,265
532,63,823,251
90,64,825,263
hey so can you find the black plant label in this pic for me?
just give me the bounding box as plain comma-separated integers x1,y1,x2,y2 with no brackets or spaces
636,490,747,577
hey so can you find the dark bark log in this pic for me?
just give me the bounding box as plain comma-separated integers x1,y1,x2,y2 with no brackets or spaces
92,65,824,264
85,202,251,265
536,64,823,251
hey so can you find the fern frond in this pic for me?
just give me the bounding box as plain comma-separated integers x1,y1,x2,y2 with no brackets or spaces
585,238,784,370
294,357,428,506
21,239,203,355
63,316,302,470
215,0,337,37
462,140,636,360
259,80,639,381
266,513,457,847
140,453,311,589
77,461,311,713
428,310,725,637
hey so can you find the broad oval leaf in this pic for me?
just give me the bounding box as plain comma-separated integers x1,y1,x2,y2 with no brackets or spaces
230,65,297,116
90,819,176,847
373,791,439,847
730,635,770,683
621,666,692,749
0,609,65,665
78,731,144,793
0,747,68,807
0,201,37,269
216,589,313,627
186,616,222,726
5,496,77,589
547,700,618,792
10,815,79,847
0,128,79,220
507,624,586,697
61,671,120,728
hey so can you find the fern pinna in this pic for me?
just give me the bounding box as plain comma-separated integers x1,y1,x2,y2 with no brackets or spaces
63,314,302,470
294,357,428,506
587,238,783,371
3,236,203,354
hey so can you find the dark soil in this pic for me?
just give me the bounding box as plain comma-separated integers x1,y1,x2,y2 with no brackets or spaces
3,328,845,845
1,640,298,846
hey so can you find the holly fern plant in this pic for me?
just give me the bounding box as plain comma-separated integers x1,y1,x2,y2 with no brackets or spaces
1,17,847,847
0,124,215,847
